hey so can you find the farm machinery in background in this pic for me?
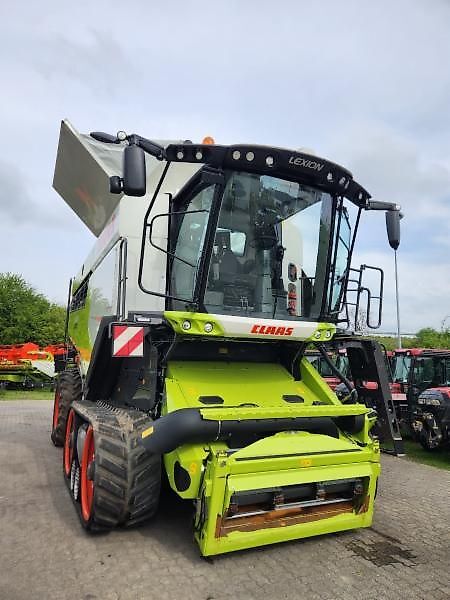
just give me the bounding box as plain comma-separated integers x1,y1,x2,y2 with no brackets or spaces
305,348,349,391
331,346,450,451
390,348,450,450
50,119,403,556
0,343,64,388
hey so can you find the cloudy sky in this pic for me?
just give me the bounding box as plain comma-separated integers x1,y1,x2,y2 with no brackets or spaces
1,0,449,333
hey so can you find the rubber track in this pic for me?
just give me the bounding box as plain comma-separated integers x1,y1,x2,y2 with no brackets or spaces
51,369,82,446
70,400,161,531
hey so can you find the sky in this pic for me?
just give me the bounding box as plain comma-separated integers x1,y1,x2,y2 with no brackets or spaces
1,0,449,333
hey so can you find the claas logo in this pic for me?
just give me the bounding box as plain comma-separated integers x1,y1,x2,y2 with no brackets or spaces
250,324,294,336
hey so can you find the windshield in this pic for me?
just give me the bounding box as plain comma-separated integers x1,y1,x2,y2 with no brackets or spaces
203,171,334,321
393,355,411,382
335,354,349,377
412,356,450,387
445,358,450,385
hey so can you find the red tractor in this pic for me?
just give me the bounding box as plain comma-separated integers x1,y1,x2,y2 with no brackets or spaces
305,348,349,391
390,348,450,450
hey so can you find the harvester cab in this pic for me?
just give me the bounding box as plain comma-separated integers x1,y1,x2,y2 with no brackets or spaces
51,120,402,556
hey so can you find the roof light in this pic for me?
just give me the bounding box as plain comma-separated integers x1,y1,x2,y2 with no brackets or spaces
232,150,241,160
266,155,274,167
176,150,184,160
195,150,203,160
202,136,215,145
246,151,255,161
117,130,127,141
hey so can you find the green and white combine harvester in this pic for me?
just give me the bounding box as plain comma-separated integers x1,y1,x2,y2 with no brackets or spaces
51,120,403,556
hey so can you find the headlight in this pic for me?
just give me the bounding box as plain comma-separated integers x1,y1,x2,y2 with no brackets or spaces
428,398,443,406
418,396,442,406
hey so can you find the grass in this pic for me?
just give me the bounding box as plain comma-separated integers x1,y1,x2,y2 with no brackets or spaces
402,439,450,471
0,388,54,400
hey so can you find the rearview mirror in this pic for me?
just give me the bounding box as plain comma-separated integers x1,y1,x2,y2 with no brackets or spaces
385,209,401,250
123,144,146,196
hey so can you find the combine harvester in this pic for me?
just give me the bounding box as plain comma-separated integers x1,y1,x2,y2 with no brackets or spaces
51,120,403,556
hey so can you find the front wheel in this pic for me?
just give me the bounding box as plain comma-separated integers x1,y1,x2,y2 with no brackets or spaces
419,414,443,451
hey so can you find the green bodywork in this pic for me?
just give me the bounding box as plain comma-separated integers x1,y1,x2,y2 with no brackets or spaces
68,297,92,364
161,353,380,556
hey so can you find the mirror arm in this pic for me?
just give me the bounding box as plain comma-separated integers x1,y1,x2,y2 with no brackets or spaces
366,200,401,212
90,130,166,160
136,136,166,160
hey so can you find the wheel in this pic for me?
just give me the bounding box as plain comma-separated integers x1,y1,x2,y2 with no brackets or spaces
64,409,76,477
419,427,442,451
419,413,443,451
51,369,82,447
81,425,96,524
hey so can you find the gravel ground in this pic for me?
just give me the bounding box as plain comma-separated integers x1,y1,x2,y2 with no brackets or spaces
0,400,449,600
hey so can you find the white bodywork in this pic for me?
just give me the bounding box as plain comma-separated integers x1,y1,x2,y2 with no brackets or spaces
54,120,201,317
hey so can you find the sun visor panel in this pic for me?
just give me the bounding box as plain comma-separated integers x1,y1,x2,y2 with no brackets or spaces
53,120,125,237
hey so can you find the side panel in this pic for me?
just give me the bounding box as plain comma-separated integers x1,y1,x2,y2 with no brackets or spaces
69,241,121,375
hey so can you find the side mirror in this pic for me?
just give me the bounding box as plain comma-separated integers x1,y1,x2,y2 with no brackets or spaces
123,144,146,196
385,209,401,250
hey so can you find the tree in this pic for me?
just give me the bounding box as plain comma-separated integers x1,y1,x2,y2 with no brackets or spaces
415,327,450,349
0,273,66,346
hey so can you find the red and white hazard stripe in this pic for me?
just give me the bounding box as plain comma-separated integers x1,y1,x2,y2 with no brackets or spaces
112,325,144,357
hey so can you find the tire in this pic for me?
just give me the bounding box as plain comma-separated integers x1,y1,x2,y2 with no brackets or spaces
419,429,441,452
75,406,161,531
418,413,443,452
51,369,82,447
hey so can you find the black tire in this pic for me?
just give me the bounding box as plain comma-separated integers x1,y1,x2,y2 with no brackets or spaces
75,405,161,531
51,369,82,447
419,429,441,452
